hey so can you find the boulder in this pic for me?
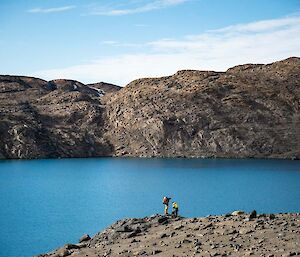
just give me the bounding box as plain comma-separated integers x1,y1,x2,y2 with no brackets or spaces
249,210,257,219
64,244,80,250
75,242,87,249
174,224,184,230
232,210,245,216
127,228,142,238
79,234,91,243
203,223,213,229
152,250,162,255
269,214,276,220
239,228,254,234
157,216,168,224
160,233,168,238
54,249,70,257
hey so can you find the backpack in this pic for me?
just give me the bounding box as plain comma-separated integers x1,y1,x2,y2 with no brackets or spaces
163,197,169,204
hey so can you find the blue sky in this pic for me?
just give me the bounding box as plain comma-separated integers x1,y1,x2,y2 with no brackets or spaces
1,0,300,85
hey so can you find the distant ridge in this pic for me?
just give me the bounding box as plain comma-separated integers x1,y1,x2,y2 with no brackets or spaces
0,57,299,159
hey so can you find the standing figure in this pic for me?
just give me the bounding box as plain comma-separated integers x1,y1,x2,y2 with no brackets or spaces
172,202,179,218
162,196,171,215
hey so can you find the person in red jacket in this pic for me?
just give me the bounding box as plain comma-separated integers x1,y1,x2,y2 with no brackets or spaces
162,196,171,215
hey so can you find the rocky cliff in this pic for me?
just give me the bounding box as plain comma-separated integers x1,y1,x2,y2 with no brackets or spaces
0,57,299,159
0,77,120,159
37,212,300,257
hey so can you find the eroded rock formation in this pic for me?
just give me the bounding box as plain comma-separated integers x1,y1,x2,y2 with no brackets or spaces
0,76,120,158
0,57,299,159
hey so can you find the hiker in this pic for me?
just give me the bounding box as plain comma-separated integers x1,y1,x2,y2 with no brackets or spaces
172,202,179,218
162,196,171,215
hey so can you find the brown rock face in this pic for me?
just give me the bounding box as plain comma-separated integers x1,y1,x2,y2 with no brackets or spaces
0,57,299,159
105,57,300,159
0,76,120,159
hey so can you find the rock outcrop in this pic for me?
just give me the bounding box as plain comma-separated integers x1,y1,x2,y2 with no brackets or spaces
0,57,300,159
105,57,300,159
0,76,120,159
37,212,300,257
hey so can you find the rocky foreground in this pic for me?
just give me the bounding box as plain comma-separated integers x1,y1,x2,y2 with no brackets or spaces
1,57,300,159
38,212,300,257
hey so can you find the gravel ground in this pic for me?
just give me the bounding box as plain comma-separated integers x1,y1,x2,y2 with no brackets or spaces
37,212,300,257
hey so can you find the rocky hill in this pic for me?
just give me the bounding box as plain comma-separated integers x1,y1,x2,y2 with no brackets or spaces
0,57,300,159
37,212,300,257
0,76,120,159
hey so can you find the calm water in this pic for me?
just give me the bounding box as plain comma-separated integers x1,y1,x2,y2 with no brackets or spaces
0,158,300,257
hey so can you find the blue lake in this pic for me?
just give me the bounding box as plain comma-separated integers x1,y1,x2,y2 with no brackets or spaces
0,158,300,257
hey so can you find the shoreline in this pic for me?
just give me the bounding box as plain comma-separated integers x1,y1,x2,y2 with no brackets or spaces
1,156,299,162
37,211,300,257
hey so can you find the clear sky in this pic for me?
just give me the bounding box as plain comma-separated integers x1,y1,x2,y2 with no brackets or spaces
1,0,300,85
